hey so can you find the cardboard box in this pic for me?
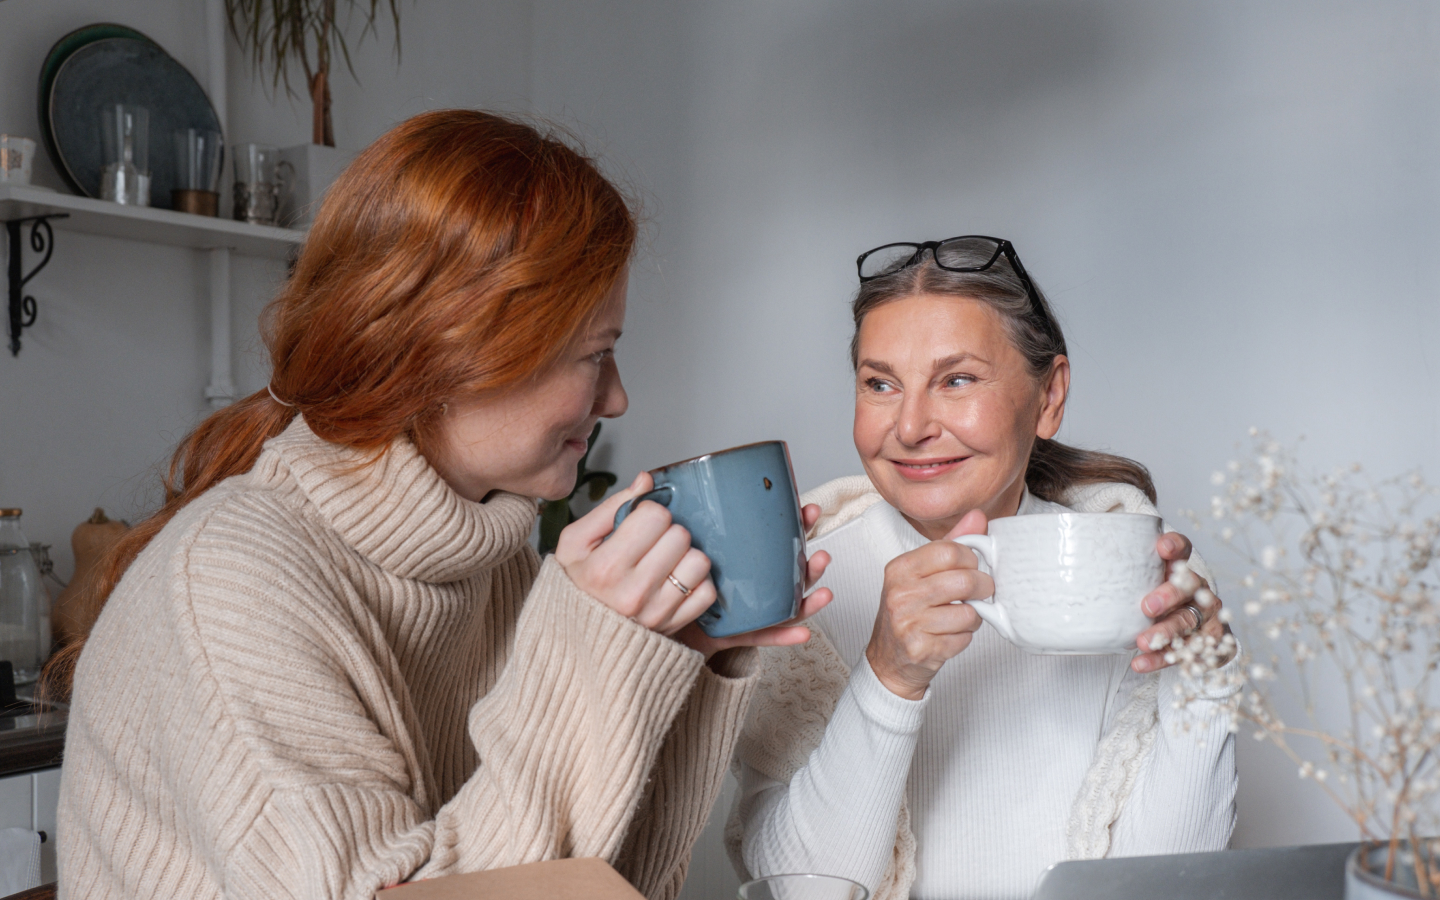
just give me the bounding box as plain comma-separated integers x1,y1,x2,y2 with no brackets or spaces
378,857,646,899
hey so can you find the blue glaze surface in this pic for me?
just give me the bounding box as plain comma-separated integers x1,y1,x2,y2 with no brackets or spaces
616,441,804,638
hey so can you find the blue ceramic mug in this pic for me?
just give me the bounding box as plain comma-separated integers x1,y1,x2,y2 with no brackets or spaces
614,441,805,638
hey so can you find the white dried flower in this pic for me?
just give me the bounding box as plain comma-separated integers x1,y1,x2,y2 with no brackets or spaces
1245,601,1263,616
1211,471,1226,486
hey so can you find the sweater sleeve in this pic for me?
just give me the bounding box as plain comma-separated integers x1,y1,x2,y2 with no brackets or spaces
613,648,761,900
194,552,711,900
735,654,925,893
1107,657,1240,856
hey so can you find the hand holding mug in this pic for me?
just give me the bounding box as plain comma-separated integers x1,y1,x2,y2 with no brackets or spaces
866,510,993,701
556,472,719,635
1131,531,1232,674
672,501,834,659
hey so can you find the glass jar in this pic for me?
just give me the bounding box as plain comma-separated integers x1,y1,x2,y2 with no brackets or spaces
0,510,46,684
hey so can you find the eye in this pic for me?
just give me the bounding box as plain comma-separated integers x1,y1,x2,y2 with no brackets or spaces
588,348,614,365
864,377,896,394
943,374,975,388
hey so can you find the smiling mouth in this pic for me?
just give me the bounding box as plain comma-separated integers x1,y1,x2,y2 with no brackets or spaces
890,456,968,478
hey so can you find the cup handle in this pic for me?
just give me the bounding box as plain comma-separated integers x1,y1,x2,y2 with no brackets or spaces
613,484,676,529
949,534,1016,639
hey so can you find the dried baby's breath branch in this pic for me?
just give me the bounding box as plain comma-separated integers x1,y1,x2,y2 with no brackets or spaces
1183,431,1439,881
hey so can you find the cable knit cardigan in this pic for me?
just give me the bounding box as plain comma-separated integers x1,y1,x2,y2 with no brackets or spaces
57,418,758,900
725,475,1226,900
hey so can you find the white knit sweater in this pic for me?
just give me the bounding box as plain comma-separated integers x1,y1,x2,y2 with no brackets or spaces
727,477,1238,900
58,418,759,900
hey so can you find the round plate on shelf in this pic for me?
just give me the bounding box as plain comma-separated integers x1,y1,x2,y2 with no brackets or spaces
43,33,222,209
35,23,157,197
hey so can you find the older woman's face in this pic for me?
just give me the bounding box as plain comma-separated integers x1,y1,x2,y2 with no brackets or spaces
853,293,1068,539
430,274,629,503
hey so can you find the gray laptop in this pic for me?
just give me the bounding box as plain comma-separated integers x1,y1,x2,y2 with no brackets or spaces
1031,842,1356,900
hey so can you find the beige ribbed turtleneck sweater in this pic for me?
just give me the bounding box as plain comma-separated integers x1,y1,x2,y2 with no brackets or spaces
58,418,759,900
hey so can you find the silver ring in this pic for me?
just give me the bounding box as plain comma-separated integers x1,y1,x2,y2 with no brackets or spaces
1179,602,1204,633
666,573,694,597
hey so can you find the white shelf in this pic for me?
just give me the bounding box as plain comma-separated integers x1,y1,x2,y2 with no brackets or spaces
0,184,304,260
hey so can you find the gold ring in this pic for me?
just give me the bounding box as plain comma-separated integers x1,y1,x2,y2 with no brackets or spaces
666,573,694,597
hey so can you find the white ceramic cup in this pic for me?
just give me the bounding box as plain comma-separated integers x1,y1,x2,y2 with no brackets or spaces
952,512,1164,654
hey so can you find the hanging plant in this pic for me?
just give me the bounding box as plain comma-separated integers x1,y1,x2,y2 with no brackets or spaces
224,0,402,147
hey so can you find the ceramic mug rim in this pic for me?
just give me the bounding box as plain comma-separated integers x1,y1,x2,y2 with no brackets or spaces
650,439,787,473
988,511,1161,529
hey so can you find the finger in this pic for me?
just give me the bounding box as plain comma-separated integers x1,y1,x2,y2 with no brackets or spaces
1135,605,1200,656
943,509,989,540
923,601,983,635
561,471,654,549
1131,648,1169,673
795,586,833,621
889,539,982,580
657,575,719,634
653,550,715,632
626,523,698,622
706,623,815,652
1141,581,1187,618
1157,531,1193,561
801,503,822,532
804,549,831,590
595,499,677,572
920,567,994,606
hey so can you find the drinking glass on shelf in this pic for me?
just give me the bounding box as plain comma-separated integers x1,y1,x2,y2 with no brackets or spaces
738,874,869,900
100,104,150,206
232,142,289,226
173,128,223,216
0,135,36,185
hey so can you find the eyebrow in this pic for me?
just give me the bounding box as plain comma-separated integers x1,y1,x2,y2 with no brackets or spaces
588,327,623,341
857,352,987,376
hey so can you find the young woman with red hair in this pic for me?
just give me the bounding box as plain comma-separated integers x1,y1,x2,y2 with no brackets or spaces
53,110,831,900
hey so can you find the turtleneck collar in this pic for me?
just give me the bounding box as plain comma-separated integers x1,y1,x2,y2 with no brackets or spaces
259,417,538,583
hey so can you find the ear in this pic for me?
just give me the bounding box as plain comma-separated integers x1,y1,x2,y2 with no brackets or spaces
1035,355,1069,440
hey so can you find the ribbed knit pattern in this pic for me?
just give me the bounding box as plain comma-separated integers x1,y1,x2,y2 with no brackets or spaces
728,476,1238,900
58,418,759,900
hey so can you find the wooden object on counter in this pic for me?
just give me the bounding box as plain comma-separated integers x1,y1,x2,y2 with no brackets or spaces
376,858,644,900
52,509,129,647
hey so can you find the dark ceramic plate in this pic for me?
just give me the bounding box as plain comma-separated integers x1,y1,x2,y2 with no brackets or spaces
45,34,221,208
37,23,157,196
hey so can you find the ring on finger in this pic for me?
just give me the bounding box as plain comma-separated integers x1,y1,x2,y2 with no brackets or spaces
1179,601,1204,633
666,573,694,597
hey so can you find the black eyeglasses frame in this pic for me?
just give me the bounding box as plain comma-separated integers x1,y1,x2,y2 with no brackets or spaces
855,235,1043,315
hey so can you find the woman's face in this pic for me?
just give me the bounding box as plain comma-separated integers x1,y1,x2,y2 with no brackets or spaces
430,274,630,502
853,293,1069,539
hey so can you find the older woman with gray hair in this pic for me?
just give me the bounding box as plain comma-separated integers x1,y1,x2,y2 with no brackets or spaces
728,236,1239,900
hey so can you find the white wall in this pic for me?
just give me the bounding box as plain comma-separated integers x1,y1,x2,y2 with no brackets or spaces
3,1,1436,897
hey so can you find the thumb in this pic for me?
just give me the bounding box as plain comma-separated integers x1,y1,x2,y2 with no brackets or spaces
945,509,989,540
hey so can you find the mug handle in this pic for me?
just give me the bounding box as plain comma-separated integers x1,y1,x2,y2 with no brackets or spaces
956,535,1013,636
613,484,676,529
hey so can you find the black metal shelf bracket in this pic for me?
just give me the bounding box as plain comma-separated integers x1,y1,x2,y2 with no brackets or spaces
6,214,68,357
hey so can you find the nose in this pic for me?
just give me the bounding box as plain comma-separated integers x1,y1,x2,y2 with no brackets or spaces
895,390,940,447
595,358,628,419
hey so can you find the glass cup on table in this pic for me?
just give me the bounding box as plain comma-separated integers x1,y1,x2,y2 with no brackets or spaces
738,874,869,900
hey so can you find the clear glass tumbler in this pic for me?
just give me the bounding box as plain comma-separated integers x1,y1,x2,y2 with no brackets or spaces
232,142,281,225
738,875,869,900
0,510,46,685
173,129,223,216
100,104,150,206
